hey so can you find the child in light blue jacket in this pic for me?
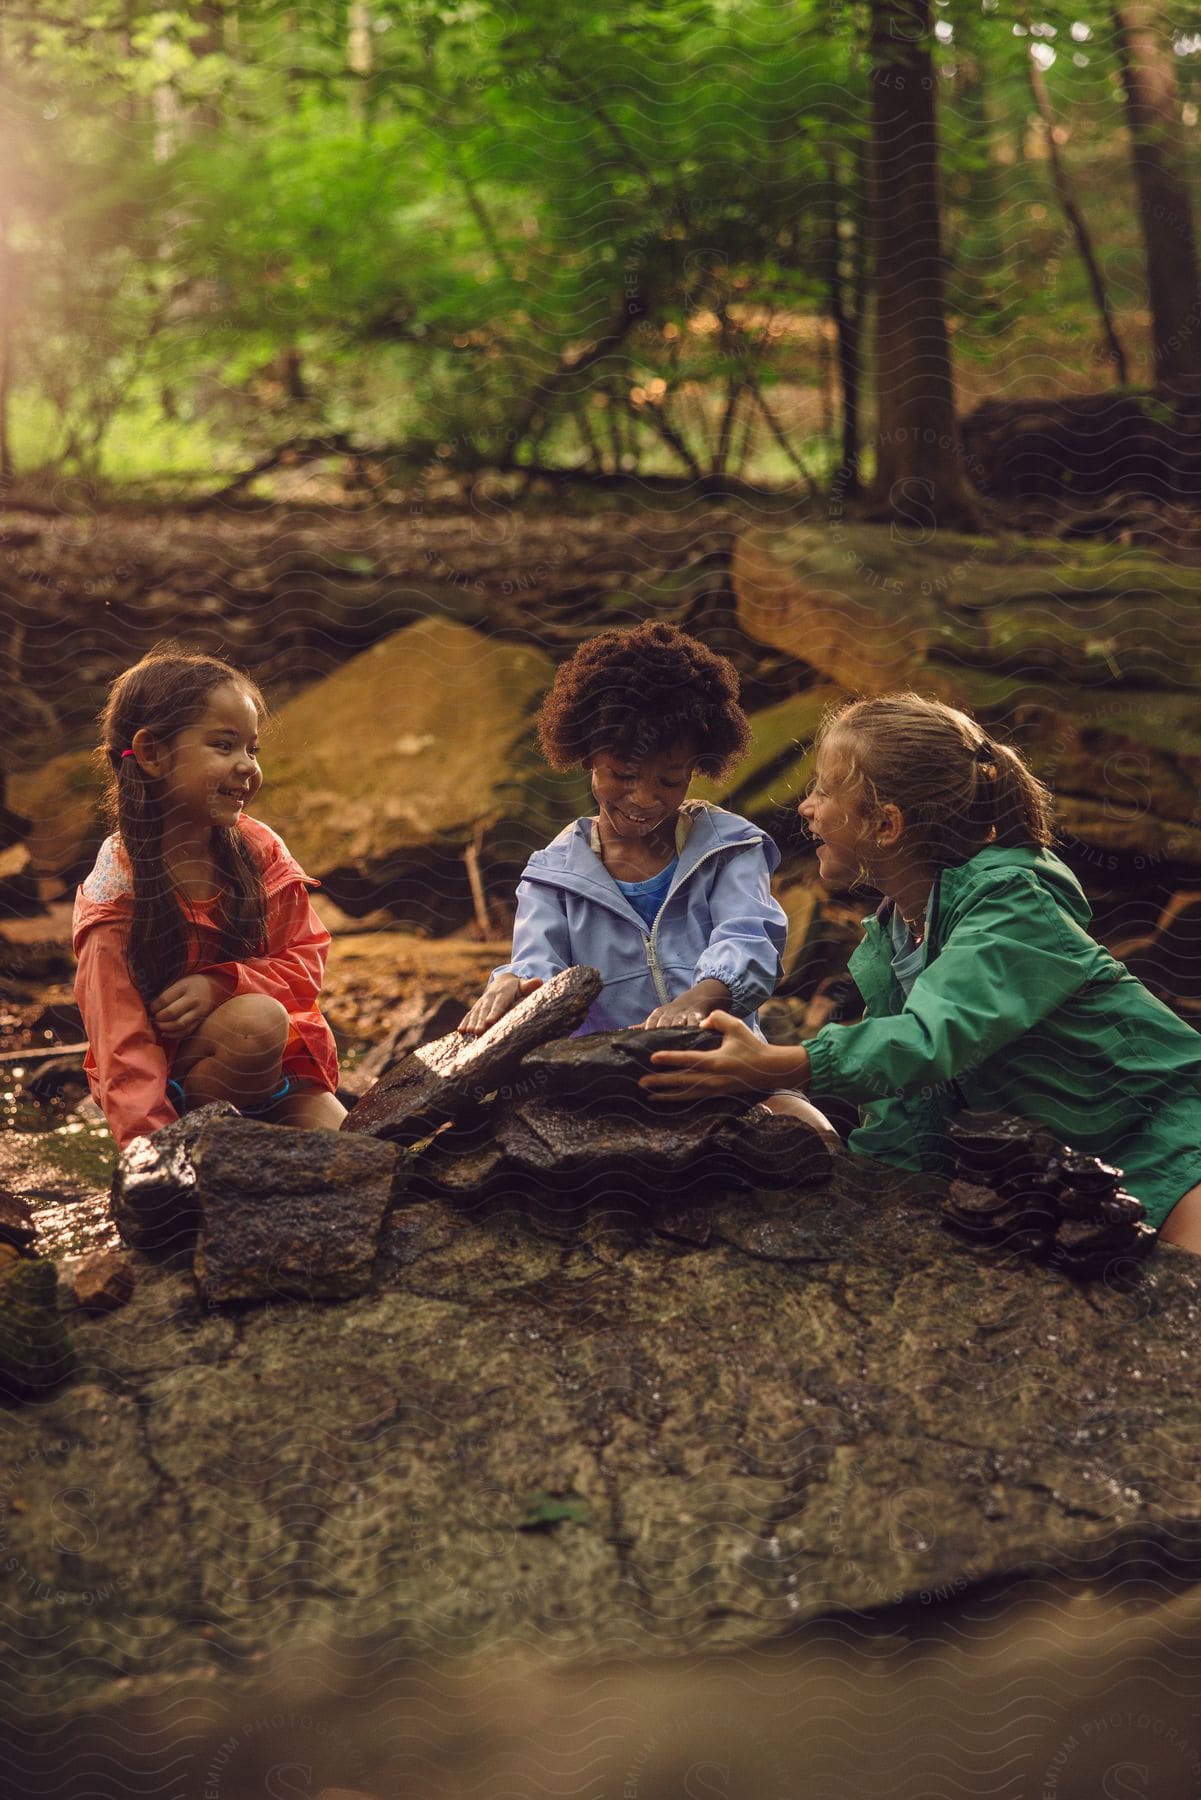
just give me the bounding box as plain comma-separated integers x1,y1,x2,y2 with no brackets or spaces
460,624,834,1132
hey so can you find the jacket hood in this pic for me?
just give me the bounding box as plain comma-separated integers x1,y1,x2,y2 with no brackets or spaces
523,800,779,897
866,846,1092,941
937,845,1092,929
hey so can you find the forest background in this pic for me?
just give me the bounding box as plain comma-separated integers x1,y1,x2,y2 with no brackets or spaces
2,0,1199,518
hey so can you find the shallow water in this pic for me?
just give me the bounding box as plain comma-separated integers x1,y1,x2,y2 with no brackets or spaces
0,1072,118,1254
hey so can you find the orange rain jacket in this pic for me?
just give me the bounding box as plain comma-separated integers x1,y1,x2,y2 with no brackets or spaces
72,815,339,1148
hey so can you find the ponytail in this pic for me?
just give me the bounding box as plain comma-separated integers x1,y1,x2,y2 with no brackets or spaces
818,694,1053,872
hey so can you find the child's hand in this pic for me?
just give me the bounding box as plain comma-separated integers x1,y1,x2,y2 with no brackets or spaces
459,975,542,1037
152,974,222,1040
640,1009,806,1099
642,980,732,1030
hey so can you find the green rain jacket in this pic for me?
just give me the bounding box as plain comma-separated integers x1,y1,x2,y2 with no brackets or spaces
804,845,1201,1225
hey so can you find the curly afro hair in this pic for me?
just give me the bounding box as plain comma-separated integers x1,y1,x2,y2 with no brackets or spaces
536,621,752,781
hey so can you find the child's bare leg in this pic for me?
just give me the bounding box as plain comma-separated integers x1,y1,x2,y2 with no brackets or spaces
173,994,289,1110
263,1085,346,1130
1157,1181,1201,1255
761,1090,842,1147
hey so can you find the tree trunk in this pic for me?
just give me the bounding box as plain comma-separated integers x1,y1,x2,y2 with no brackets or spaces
1026,48,1129,384
867,0,981,528
822,146,865,496
348,0,373,129
0,204,12,485
1111,0,1201,389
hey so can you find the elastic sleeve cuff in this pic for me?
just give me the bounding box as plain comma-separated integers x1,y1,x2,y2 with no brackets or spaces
693,962,746,1012
803,1031,844,1095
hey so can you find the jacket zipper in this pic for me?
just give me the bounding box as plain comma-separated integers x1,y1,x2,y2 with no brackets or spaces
645,837,759,1005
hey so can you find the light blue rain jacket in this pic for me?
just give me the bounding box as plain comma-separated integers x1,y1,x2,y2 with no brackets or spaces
492,800,788,1035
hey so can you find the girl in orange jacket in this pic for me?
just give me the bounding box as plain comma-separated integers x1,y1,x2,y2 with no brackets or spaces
73,648,344,1149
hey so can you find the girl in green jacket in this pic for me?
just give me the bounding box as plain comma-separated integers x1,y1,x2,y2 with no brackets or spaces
643,693,1201,1254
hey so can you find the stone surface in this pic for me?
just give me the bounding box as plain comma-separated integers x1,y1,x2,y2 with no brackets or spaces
0,1258,75,1399
65,1248,136,1313
192,1118,402,1304
520,1027,724,1105
0,1189,37,1253
109,1102,240,1255
5,1151,1201,1714
494,1091,831,1199
343,964,602,1145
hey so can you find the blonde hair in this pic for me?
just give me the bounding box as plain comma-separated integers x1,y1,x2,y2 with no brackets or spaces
816,693,1053,872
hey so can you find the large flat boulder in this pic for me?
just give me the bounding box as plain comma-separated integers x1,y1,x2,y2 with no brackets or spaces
7,1148,1201,1717
253,617,590,924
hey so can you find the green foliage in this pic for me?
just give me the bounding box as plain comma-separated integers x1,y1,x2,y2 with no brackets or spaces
0,0,1196,486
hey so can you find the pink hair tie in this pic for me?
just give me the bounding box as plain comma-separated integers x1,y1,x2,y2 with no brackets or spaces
120,749,136,759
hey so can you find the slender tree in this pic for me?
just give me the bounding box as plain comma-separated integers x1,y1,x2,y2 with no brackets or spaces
1026,41,1128,384
1111,0,1201,388
867,0,981,528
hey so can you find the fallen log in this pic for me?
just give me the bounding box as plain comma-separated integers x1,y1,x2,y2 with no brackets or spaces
960,383,1201,504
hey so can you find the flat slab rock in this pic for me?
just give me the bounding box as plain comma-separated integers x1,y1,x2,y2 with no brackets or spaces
495,1092,831,1193
191,1117,401,1303
520,1026,723,1105
8,1152,1201,1716
343,963,602,1144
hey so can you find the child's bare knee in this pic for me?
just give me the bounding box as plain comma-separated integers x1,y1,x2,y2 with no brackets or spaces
207,994,289,1062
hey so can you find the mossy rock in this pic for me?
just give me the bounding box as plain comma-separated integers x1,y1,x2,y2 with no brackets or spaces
9,748,105,886
735,524,1201,696
733,526,1201,866
256,618,589,896
0,1259,76,1401
693,688,842,823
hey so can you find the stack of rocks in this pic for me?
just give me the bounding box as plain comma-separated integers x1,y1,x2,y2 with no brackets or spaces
109,966,835,1304
942,1111,1157,1275
345,967,835,1209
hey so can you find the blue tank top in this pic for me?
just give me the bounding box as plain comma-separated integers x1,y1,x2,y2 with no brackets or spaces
614,858,678,929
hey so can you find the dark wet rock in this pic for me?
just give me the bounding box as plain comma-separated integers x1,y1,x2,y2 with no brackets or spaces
3,1148,1201,1713
0,1189,37,1254
109,1102,239,1255
21,1052,89,1104
494,1091,830,1198
65,1248,136,1314
343,964,602,1145
496,1094,724,1186
192,1118,402,1304
653,1203,713,1247
942,1110,1157,1275
407,1129,515,1204
521,1027,723,1105
0,1259,75,1400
